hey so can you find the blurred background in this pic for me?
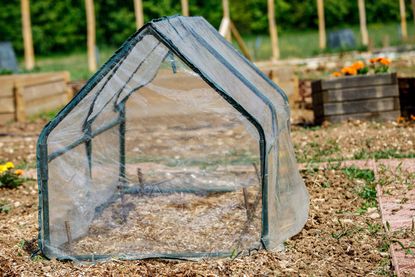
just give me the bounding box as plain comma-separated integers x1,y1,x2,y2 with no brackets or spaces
1,0,415,80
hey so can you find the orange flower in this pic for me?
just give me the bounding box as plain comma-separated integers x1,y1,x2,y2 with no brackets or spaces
332,71,342,77
352,61,365,70
370,57,383,63
397,116,405,123
14,169,24,176
411,114,415,121
341,66,357,76
379,58,391,65
349,67,357,75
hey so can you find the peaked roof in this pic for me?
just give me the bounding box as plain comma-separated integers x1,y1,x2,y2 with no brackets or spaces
149,15,288,105
43,16,289,150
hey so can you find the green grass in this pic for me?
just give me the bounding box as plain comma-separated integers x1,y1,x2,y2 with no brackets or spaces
342,166,375,182
19,47,116,81
353,148,415,160
0,201,11,214
27,106,63,123
240,22,415,61
341,166,377,214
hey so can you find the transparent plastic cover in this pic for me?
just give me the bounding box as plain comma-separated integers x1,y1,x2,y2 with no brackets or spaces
37,16,309,261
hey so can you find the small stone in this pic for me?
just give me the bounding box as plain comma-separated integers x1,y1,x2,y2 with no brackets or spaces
380,252,389,257
225,130,234,136
367,207,378,214
369,212,380,219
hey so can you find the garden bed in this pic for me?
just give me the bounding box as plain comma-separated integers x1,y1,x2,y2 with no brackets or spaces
312,73,400,124
0,72,73,122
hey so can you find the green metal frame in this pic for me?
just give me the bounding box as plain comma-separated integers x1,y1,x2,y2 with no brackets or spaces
37,15,284,262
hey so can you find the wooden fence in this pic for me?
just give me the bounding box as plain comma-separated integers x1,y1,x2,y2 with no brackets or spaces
0,72,73,122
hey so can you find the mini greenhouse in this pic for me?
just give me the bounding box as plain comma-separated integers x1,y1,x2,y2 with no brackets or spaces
37,16,309,261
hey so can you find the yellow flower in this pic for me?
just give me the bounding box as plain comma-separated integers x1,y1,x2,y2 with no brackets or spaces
14,169,24,176
332,71,342,77
5,162,14,169
0,165,6,174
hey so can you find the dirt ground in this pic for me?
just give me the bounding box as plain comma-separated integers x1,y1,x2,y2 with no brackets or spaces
0,116,414,276
291,120,415,163
0,160,394,276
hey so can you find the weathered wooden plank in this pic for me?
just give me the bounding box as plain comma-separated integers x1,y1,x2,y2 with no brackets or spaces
0,72,60,81
25,93,68,116
20,74,65,87
318,73,397,90
0,96,15,113
320,110,400,124
0,113,15,123
0,78,15,97
323,84,399,102
23,80,66,102
0,72,67,86
323,97,400,116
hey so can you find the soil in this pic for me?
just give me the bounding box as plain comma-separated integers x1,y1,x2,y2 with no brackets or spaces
1,117,414,275
291,120,415,163
0,120,44,165
69,184,262,256
0,165,392,276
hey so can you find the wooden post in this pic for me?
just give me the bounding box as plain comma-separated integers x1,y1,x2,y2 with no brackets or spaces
358,0,369,46
133,0,144,29
219,18,231,40
14,81,26,122
21,0,35,70
181,0,189,16
63,71,74,101
64,221,73,247
230,22,252,60
317,0,326,50
242,187,251,219
222,0,231,41
85,0,97,72
400,0,408,41
267,0,280,61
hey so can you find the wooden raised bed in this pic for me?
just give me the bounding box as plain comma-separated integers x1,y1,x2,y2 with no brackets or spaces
311,73,400,124
398,77,415,118
0,72,73,122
